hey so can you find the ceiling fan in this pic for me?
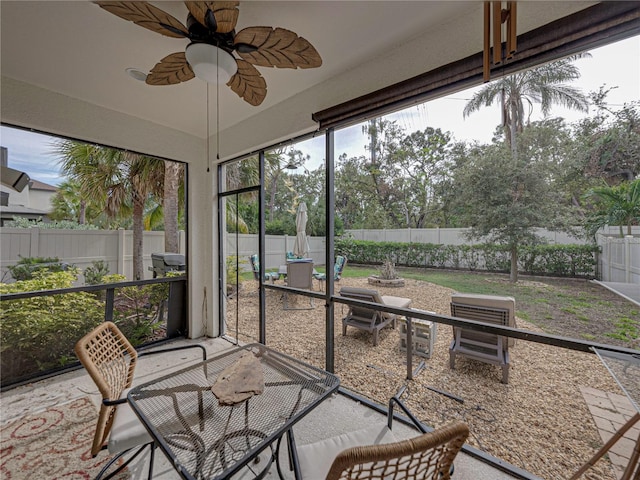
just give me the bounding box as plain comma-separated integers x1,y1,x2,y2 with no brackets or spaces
96,1,322,106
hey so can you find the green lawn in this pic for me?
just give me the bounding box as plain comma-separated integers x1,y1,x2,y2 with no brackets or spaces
346,265,640,348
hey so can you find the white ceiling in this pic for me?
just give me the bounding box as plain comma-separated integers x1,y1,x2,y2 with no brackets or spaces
1,1,595,157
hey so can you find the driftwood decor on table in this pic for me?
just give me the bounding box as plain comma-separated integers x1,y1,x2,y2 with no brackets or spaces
211,353,265,405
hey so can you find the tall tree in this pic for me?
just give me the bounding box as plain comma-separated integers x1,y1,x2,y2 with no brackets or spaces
389,127,453,228
362,119,410,227
582,95,640,183
455,125,579,282
463,55,590,150
163,161,183,252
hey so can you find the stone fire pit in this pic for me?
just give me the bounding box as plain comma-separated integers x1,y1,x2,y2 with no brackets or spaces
367,275,405,287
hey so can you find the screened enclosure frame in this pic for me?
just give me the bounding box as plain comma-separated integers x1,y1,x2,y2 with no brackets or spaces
216,3,640,373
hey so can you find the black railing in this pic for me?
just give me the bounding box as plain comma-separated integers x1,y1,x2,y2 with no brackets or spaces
0,276,187,389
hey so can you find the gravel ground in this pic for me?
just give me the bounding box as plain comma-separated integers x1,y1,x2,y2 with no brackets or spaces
225,277,622,479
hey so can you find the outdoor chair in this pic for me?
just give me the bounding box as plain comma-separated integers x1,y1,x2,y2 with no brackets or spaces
313,255,348,291
249,254,280,284
297,392,469,480
339,286,412,346
287,251,303,260
74,321,206,480
284,261,315,310
449,293,516,384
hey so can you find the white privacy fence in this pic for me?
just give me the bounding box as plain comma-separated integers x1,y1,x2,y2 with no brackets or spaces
598,234,640,284
2,226,638,283
0,228,185,283
345,227,586,245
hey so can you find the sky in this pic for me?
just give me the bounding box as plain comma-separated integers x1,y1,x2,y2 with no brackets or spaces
1,36,639,186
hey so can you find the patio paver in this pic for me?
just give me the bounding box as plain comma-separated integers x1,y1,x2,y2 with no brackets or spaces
580,386,640,479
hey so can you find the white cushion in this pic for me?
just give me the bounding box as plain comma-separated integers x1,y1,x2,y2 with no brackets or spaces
381,296,412,309
108,388,152,454
297,424,399,480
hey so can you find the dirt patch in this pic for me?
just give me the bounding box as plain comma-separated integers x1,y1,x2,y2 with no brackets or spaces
225,276,633,479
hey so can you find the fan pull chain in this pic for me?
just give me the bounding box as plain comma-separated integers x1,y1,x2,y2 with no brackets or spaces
216,46,220,161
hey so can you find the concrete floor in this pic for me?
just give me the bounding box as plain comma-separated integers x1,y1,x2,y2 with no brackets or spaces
1,337,529,479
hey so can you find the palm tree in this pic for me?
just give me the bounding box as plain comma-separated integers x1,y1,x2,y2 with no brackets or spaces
464,54,591,150
55,141,164,280
49,179,87,224
586,179,640,238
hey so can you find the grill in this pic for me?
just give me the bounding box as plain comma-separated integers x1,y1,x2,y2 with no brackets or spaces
150,253,186,278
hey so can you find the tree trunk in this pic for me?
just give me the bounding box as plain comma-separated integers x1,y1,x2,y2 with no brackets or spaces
78,199,86,225
163,161,180,252
132,193,145,281
510,246,518,283
268,171,279,222
509,100,518,157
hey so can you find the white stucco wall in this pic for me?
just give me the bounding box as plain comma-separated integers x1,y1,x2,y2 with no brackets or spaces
27,189,55,212
0,184,29,206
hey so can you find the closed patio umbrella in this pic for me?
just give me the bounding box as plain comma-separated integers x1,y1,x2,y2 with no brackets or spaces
293,202,310,258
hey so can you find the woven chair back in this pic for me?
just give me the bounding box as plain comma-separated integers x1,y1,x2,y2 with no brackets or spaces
325,421,469,480
74,321,138,456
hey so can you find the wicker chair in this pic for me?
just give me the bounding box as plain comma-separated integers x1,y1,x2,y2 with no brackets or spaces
297,394,469,480
74,321,206,480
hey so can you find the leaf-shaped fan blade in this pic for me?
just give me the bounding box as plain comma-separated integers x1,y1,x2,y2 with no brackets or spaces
227,59,267,106
184,1,239,33
96,2,189,38
234,27,322,69
146,53,195,85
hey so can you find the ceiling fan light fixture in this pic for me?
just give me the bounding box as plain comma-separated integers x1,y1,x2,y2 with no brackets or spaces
185,43,237,84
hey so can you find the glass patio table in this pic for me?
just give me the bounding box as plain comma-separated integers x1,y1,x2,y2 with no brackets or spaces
128,343,340,480
571,348,640,480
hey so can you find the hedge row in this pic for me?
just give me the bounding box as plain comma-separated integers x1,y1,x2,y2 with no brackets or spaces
335,239,599,278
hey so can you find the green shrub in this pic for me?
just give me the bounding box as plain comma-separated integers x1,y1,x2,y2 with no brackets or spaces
0,270,104,384
7,256,72,281
335,239,598,278
4,217,98,230
98,273,167,345
84,260,110,285
110,283,165,346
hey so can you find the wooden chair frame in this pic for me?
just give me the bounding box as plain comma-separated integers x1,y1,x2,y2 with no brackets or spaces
339,287,411,346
